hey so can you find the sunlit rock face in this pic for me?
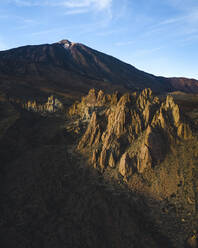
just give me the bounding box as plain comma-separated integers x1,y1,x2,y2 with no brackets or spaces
69,88,192,178
23,95,63,113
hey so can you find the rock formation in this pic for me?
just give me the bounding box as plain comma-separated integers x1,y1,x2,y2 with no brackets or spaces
77,111,101,150
69,88,192,178
23,95,63,113
137,143,152,173
119,152,133,179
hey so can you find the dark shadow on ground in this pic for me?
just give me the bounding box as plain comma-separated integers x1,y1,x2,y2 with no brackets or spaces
0,104,189,248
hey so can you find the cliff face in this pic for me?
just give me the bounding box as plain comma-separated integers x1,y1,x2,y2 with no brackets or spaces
70,89,192,180
66,89,198,247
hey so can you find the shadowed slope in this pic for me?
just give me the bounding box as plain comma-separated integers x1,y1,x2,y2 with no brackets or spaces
0,97,173,248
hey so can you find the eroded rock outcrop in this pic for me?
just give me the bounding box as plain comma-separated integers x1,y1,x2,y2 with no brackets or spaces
69,88,192,179
119,152,133,179
23,95,63,113
137,143,152,173
144,125,166,164
77,111,101,150
177,123,192,140
109,152,115,168
151,94,192,140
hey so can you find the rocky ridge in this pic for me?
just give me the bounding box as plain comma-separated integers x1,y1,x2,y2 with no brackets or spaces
24,95,63,113
9,95,64,114
67,89,198,247
69,88,192,181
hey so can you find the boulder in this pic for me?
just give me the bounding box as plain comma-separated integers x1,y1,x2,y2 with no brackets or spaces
109,152,115,168
137,144,152,173
119,153,133,178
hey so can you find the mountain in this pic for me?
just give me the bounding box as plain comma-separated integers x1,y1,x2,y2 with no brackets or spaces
0,39,198,104
1,40,198,248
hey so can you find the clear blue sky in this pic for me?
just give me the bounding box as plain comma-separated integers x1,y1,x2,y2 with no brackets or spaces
0,0,198,79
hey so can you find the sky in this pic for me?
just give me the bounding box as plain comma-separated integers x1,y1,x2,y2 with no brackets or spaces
0,0,198,79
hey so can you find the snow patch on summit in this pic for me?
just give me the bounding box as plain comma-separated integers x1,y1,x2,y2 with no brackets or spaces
58,39,75,49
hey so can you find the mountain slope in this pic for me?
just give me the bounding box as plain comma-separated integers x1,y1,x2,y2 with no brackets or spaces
67,88,198,247
1,40,198,248
1,88,197,247
0,40,198,103
0,94,173,248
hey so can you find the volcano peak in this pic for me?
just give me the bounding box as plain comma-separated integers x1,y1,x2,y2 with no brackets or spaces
58,39,75,49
